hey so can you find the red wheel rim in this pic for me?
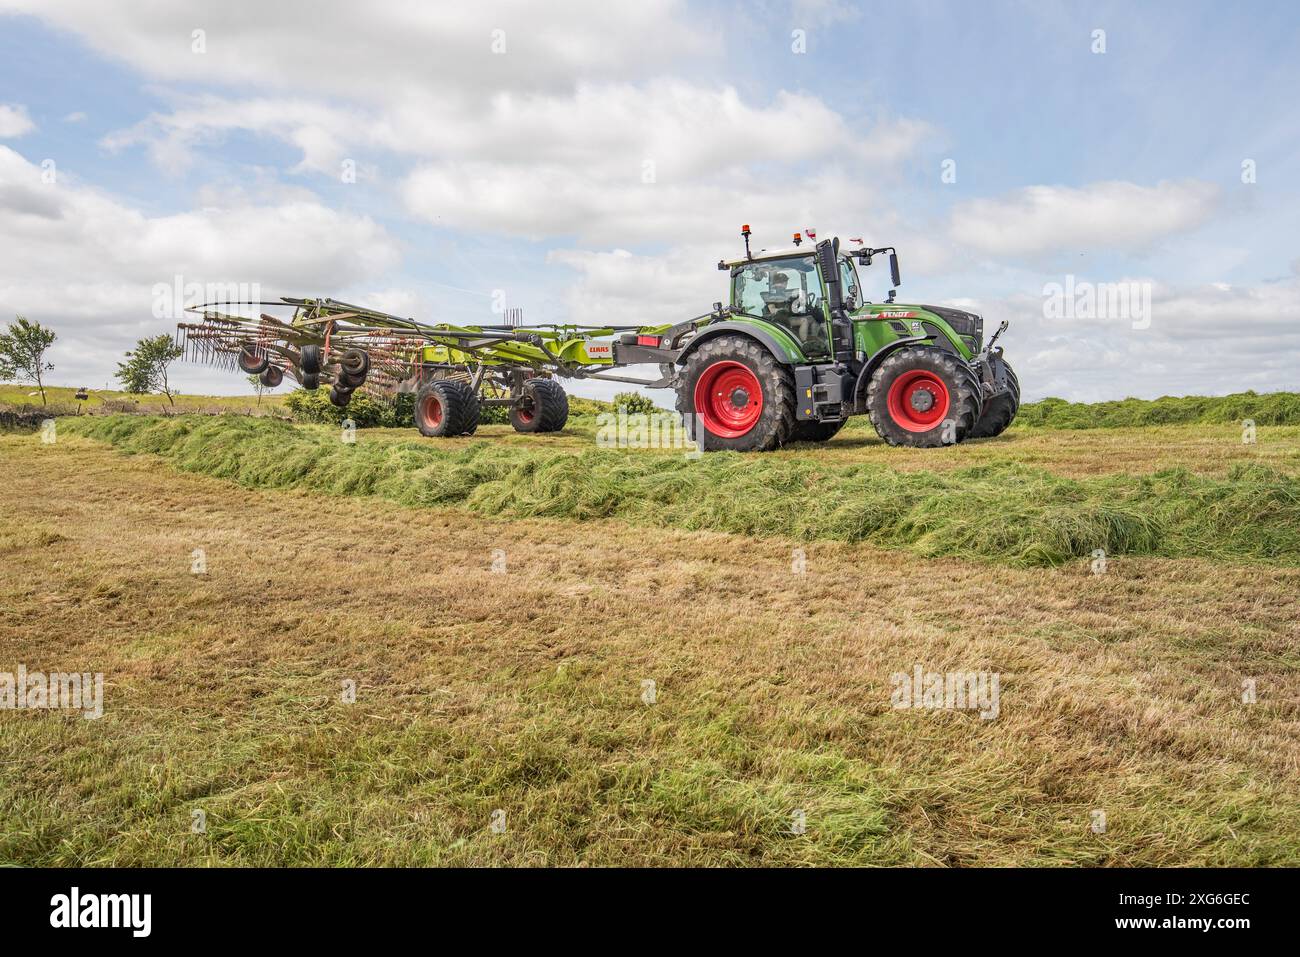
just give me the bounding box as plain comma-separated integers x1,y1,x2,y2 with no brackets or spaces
886,370,950,432
418,394,443,429
694,360,763,438
516,404,534,424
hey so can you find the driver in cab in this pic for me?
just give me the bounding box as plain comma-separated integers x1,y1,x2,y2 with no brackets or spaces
761,271,822,351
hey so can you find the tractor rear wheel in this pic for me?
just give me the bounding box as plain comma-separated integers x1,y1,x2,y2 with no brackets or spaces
414,380,480,437
510,378,569,433
676,335,795,451
969,357,1020,439
790,419,846,443
866,346,982,447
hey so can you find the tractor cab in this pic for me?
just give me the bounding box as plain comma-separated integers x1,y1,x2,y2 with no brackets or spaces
721,227,866,364
729,254,832,359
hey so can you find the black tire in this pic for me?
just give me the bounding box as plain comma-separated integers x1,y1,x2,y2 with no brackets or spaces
790,419,846,443
329,381,353,408
237,346,268,375
866,346,982,448
969,357,1020,439
675,335,795,452
301,372,320,391
414,380,480,437
509,378,569,433
259,366,283,388
300,345,323,376
336,369,366,389
340,349,370,378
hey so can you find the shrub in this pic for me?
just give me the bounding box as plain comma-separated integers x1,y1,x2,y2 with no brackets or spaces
612,391,659,415
1018,391,1300,429
283,388,391,428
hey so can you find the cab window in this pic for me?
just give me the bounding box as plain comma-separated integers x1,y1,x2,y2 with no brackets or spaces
732,256,831,357
839,258,861,310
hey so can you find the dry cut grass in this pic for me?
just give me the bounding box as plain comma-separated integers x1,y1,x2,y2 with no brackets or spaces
0,431,1297,865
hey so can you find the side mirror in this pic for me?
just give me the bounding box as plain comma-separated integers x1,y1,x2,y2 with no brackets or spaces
890,252,901,289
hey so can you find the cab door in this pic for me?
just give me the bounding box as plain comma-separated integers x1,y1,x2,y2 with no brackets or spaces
814,240,855,362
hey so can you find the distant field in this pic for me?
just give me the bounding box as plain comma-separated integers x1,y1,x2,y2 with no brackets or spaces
0,383,286,415
1,421,1297,866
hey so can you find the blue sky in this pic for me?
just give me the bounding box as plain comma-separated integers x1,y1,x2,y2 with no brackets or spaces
0,0,1297,401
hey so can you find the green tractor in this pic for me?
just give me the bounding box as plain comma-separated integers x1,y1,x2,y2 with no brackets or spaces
638,226,1019,450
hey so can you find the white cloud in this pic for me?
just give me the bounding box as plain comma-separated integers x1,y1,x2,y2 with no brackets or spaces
102,95,363,176
548,245,722,327
949,179,1221,259
0,146,402,390
63,111,87,123
2,0,709,99
0,103,34,138
947,275,1300,401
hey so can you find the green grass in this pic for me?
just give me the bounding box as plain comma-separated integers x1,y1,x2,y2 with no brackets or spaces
58,414,1300,566
1018,390,1300,429
0,382,286,415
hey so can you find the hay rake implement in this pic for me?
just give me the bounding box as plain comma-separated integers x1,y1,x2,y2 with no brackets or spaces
177,296,676,435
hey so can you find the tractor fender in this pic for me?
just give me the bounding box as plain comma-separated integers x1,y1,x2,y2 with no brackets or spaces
850,335,932,412
676,322,802,366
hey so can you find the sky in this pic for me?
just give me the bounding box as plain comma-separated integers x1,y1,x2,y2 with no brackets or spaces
0,0,1297,403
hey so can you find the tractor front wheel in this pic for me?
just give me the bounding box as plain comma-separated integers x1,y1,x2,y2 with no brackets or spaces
510,378,569,433
414,380,480,437
676,335,795,451
866,346,982,447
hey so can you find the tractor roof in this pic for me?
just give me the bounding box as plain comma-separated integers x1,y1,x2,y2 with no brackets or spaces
721,243,864,269
721,246,811,268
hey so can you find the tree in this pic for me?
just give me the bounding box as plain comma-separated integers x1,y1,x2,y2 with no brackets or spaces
0,316,56,406
246,373,279,407
117,334,184,405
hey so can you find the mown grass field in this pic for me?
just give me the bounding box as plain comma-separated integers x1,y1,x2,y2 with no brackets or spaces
2,404,1298,866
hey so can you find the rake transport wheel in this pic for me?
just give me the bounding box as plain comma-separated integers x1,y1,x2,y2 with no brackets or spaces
414,380,480,437
676,335,795,452
790,419,846,443
300,345,323,376
237,346,268,375
301,372,320,390
259,365,283,388
866,346,982,448
969,357,1021,439
339,348,370,379
329,384,352,408
510,378,569,433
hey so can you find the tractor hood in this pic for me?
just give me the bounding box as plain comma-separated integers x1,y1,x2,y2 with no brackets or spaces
857,303,981,337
